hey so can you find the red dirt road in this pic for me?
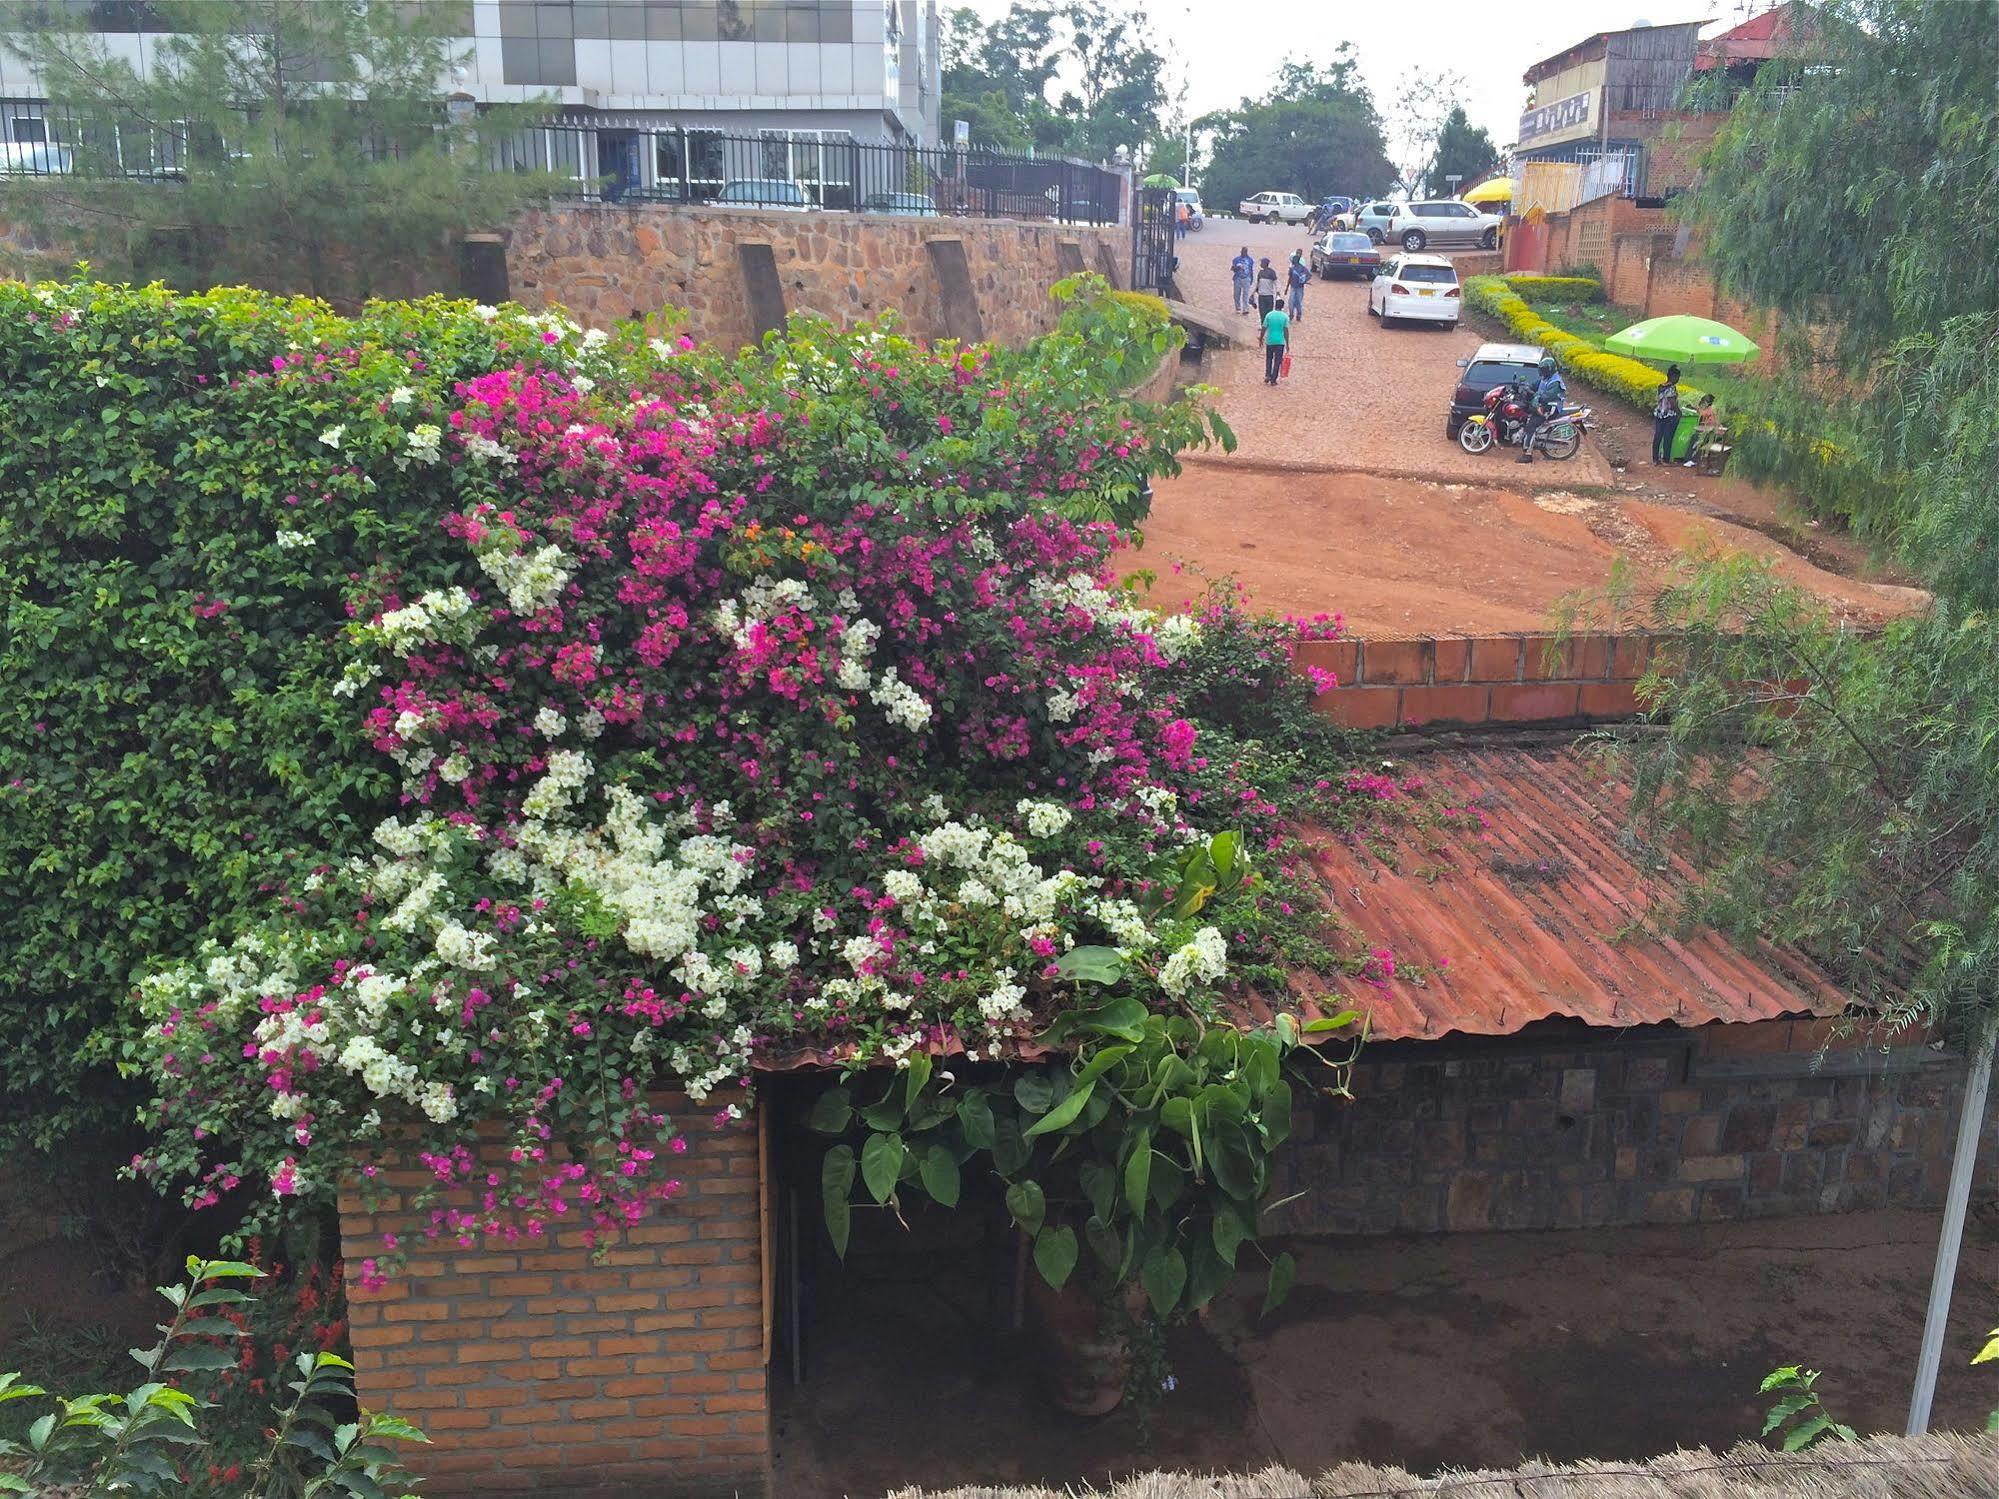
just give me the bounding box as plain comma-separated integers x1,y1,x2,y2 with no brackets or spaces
1131,220,1917,634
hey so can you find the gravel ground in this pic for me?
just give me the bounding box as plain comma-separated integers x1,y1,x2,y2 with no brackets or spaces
1135,220,1917,633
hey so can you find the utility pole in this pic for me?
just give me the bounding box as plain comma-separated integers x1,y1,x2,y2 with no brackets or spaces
1907,1016,1996,1435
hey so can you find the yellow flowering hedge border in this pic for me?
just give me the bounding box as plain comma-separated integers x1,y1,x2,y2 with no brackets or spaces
1502,274,1604,303
1463,275,1706,415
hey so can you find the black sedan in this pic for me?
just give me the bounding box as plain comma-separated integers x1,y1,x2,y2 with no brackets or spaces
1310,231,1381,281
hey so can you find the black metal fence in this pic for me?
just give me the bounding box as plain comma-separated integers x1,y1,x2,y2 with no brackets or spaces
0,100,1129,226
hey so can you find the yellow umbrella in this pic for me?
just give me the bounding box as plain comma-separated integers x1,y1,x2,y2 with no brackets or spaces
1461,177,1516,205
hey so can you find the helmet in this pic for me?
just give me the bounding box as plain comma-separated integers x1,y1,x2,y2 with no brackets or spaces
1539,357,1557,375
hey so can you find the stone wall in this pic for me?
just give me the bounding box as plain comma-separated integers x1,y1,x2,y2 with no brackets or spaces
1294,630,1657,731
494,203,1126,351
339,1097,767,1498
1267,1016,1993,1236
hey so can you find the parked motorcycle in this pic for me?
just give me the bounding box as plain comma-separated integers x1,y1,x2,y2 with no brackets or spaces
1458,383,1591,461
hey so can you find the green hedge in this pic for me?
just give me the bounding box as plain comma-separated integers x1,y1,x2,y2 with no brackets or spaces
1502,274,1603,304
0,280,584,1144
1463,275,1705,415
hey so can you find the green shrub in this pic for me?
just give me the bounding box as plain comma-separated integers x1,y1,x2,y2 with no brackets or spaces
1503,274,1604,303
1463,275,1705,414
0,279,604,1145
0,1256,425,1494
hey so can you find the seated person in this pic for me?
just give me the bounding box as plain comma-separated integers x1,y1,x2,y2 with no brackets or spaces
1686,394,1727,471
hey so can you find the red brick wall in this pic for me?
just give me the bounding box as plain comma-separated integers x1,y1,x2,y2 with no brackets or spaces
1296,631,1665,730
338,1098,767,1498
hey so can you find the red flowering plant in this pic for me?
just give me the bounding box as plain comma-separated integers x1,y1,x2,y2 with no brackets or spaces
114,276,1401,1290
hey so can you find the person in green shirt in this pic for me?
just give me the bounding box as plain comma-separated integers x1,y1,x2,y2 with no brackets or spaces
1261,303,1289,383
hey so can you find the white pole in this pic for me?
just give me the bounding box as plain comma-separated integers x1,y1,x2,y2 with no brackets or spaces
1907,1015,1997,1435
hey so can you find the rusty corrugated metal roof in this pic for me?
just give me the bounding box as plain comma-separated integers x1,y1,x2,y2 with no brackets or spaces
1289,744,1848,1041
753,744,1849,1073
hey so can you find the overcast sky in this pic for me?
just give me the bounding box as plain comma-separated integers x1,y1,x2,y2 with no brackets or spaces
954,0,1758,148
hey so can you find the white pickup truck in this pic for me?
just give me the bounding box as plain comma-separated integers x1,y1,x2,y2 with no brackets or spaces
1237,191,1312,225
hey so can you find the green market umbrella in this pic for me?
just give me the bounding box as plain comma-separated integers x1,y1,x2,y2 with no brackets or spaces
1142,173,1181,188
1604,314,1760,365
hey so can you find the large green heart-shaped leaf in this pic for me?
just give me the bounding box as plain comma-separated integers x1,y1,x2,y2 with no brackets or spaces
860,1132,905,1204
1140,1244,1186,1319
920,1142,961,1207
821,1145,855,1257
805,1087,852,1135
1033,1225,1078,1289
1262,1251,1297,1317
1123,1129,1153,1215
1053,945,1127,986
1005,1180,1046,1238
1023,1079,1095,1137
957,1090,996,1150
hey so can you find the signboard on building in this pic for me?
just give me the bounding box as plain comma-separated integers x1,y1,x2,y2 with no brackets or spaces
953,119,969,148
1519,89,1595,144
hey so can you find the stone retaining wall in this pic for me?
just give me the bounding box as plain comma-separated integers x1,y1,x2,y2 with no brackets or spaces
495,203,1125,351
1267,1016,1992,1236
339,1097,767,1497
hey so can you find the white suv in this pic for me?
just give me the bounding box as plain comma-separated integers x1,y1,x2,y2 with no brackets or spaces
1237,190,1311,225
1392,200,1502,252
1368,254,1463,328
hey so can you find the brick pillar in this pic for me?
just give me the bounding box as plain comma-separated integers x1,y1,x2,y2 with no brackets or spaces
339,1097,768,1498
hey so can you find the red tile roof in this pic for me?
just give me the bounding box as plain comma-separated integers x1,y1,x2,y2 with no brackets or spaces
1283,744,1849,1041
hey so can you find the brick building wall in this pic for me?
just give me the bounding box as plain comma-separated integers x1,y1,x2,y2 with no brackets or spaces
1266,1016,1992,1236
338,1097,768,1498
1296,630,1657,731
499,204,1123,352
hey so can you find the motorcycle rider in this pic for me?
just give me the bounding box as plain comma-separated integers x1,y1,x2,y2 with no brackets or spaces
1517,356,1566,464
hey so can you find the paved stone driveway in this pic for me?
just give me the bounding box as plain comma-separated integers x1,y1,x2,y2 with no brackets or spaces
1180,219,1616,488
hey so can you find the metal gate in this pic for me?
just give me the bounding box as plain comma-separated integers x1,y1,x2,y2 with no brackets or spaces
1130,185,1178,295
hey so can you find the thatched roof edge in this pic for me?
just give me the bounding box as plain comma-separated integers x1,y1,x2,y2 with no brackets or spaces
886,1432,1999,1498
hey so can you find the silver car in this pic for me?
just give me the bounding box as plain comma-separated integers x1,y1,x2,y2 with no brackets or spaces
1346,200,1401,244
1392,199,1502,252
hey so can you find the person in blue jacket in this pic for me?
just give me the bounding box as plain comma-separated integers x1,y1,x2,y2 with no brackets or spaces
1286,251,1310,321
1517,356,1567,463
1230,246,1254,313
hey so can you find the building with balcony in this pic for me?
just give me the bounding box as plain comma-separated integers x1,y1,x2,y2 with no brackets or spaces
1512,19,1705,201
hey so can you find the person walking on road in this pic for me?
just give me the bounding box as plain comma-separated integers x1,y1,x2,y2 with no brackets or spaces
1651,363,1683,465
1230,246,1255,313
1254,257,1278,319
1286,250,1309,320
1261,301,1290,384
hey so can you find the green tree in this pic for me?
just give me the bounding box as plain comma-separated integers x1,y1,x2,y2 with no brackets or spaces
1423,105,1499,197
936,0,1166,158
1599,0,1999,1045
1054,0,1167,160
1385,67,1468,196
1197,51,1395,211
1537,0,1999,1437
1,0,553,305
941,2,1059,135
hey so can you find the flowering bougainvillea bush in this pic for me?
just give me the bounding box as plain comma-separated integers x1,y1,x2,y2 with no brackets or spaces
0,271,1214,1149
1,272,1410,1305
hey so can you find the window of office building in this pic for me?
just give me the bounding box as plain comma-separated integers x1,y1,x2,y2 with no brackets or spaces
499,2,578,85
506,2,855,45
